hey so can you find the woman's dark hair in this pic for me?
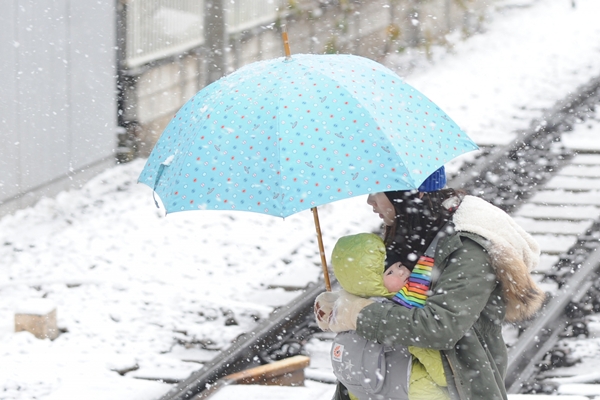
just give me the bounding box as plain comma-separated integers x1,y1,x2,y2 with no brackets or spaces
384,188,464,270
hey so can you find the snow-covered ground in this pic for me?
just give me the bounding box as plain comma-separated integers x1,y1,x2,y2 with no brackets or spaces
2,0,600,399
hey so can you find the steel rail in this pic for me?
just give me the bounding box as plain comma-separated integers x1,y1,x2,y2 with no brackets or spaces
158,281,340,400
506,244,600,392
496,75,600,392
453,74,600,206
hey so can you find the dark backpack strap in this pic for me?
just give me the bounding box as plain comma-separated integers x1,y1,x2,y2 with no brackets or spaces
424,225,445,289
333,382,352,400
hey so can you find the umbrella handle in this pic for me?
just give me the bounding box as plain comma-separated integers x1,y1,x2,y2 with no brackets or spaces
311,207,331,292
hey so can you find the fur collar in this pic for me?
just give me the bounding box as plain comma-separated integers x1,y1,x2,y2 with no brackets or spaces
451,195,546,322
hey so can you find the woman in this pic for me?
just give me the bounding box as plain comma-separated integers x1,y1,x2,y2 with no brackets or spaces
315,166,546,400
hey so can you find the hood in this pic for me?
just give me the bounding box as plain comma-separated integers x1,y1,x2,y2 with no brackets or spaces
452,195,546,322
331,233,394,298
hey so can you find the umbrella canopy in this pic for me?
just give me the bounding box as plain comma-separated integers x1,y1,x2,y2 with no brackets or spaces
139,53,478,218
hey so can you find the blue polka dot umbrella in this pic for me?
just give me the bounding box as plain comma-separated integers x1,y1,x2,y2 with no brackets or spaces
139,53,479,289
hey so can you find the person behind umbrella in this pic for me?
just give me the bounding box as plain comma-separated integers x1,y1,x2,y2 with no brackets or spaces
314,166,546,400
318,232,449,400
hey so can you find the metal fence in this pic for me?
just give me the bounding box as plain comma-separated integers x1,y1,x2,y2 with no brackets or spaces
124,0,284,68
125,0,205,68
225,0,283,33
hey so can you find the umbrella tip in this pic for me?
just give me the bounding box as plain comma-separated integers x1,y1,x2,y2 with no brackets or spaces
152,191,161,209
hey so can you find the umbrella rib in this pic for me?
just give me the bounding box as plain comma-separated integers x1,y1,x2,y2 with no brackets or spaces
275,75,285,217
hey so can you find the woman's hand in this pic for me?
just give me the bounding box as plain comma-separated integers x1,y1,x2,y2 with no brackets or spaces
329,290,374,332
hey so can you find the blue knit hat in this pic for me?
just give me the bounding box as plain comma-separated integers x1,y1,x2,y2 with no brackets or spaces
384,166,447,204
418,166,446,192
384,166,447,205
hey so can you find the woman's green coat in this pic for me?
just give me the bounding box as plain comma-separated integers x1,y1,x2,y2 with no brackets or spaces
359,232,505,400
333,195,545,400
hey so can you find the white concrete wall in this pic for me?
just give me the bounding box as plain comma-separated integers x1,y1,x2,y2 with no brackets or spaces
0,0,117,217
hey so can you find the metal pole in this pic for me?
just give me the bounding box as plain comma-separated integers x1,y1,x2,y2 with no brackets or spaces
204,0,226,84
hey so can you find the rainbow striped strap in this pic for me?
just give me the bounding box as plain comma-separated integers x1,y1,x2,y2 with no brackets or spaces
392,256,433,309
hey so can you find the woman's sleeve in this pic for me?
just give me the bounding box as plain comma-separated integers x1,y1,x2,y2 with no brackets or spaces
355,238,497,350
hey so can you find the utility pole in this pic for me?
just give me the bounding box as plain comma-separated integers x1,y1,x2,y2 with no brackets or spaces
204,0,227,84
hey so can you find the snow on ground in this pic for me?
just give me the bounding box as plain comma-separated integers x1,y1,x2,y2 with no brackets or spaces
2,0,600,399
387,0,600,149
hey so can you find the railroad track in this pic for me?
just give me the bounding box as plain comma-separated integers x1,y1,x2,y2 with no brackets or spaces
157,75,600,400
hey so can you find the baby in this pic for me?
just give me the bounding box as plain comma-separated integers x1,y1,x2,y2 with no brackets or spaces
382,261,411,292
327,232,449,400
385,255,434,309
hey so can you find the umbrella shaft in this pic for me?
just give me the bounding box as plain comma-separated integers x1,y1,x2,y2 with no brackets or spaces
312,207,331,292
